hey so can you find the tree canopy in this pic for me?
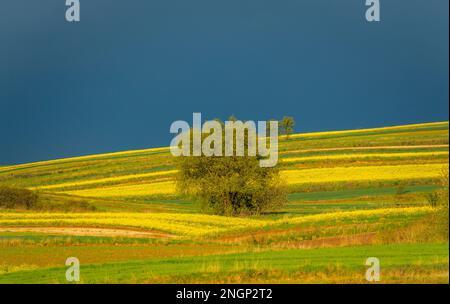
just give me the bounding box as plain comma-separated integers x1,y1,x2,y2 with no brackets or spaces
175,117,287,216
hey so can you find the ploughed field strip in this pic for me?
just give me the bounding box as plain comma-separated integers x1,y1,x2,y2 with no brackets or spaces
0,122,448,283
0,227,173,239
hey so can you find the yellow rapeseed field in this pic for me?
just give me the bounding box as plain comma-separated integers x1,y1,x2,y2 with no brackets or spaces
0,146,170,172
277,206,433,225
3,122,446,173
0,212,265,237
287,121,448,139
63,180,176,197
282,151,449,163
33,170,177,190
282,163,445,185
0,207,431,238
57,163,446,197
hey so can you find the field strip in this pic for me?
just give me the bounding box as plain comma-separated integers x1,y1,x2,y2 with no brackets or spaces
275,206,432,225
56,163,447,197
2,122,446,173
0,242,447,284
0,207,432,238
31,150,449,191
32,170,177,190
61,180,176,196
280,144,449,155
0,147,171,172
287,121,448,139
282,151,449,163
0,227,173,238
282,163,446,185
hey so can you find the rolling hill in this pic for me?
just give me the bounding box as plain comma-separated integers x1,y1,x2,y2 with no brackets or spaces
0,121,448,283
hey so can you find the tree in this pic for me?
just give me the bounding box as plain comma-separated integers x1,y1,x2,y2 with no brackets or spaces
175,118,287,216
280,116,295,139
228,114,238,122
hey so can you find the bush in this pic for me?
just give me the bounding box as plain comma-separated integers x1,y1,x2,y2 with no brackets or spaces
0,186,38,209
425,192,440,208
424,166,449,240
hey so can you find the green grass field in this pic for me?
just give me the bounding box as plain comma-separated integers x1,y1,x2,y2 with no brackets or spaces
0,121,448,283
1,243,447,283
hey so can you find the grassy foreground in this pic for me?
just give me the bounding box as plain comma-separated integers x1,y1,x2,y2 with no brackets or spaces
0,243,447,284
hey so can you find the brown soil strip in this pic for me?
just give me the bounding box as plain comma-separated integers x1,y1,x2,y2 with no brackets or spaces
0,227,173,239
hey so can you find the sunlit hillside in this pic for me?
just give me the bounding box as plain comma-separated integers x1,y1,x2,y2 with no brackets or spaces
0,121,448,283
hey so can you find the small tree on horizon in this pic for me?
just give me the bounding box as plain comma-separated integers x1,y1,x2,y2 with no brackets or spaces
280,116,295,139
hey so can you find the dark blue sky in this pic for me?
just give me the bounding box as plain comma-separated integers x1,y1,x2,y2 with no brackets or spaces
1,0,448,165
